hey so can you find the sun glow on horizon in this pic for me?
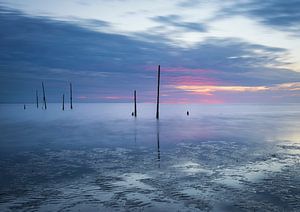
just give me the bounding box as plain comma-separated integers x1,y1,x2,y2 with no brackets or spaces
175,82,300,96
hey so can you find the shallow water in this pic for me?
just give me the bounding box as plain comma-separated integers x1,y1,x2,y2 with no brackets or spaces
0,103,300,211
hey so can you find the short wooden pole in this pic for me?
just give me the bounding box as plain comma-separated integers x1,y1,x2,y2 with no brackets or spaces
36,90,39,108
42,82,47,110
70,83,73,110
134,90,137,117
62,94,65,111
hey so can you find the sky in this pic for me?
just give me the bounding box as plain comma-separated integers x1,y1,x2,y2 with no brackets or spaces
0,0,300,103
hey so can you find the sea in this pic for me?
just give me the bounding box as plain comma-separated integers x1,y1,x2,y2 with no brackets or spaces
0,103,299,211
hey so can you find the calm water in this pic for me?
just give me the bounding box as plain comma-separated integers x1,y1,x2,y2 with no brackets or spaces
0,103,300,211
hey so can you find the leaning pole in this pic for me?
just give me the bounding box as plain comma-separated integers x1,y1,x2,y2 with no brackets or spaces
42,82,47,110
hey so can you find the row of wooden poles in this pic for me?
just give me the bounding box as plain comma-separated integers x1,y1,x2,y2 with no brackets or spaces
33,82,73,110
29,65,161,119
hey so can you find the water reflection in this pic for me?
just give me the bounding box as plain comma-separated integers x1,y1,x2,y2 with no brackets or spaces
156,121,161,168
134,119,137,145
0,103,300,211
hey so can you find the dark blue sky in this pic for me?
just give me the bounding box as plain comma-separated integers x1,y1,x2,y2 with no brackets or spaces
0,0,300,103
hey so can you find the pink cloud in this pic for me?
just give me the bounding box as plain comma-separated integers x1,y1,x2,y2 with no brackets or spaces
164,75,219,86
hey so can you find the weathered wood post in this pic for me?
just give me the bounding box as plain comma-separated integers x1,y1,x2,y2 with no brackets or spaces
134,90,137,117
62,94,65,111
70,83,73,110
156,65,161,119
42,82,47,110
36,90,39,108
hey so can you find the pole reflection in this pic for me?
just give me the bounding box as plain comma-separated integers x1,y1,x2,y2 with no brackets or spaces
156,121,160,168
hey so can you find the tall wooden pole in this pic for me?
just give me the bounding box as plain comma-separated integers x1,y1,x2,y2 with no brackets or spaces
42,82,47,110
134,90,137,117
36,90,39,108
70,83,73,110
62,94,65,111
156,65,161,119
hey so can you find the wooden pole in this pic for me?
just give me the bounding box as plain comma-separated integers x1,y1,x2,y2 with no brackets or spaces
36,90,39,108
156,65,161,119
62,94,65,111
42,82,47,110
134,90,137,117
70,83,73,110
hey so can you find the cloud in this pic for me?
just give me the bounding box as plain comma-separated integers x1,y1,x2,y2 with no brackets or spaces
219,0,300,33
69,18,111,30
0,6,300,103
177,0,203,8
0,6,173,102
175,82,300,96
274,82,300,91
151,14,207,32
178,1,300,33
175,85,268,95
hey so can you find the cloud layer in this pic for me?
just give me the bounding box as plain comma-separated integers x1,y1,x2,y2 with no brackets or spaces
0,4,299,103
